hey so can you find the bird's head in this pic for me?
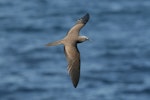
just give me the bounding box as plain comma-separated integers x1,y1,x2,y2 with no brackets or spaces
78,36,89,43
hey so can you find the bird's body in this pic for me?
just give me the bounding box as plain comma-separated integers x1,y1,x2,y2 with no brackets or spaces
46,13,90,88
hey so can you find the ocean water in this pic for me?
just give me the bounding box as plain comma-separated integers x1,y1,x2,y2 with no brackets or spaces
0,0,150,100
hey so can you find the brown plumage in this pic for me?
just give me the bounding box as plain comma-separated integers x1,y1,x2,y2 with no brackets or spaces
46,13,90,88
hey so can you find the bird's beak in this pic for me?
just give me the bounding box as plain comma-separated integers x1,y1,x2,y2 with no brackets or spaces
86,38,90,41
87,38,92,42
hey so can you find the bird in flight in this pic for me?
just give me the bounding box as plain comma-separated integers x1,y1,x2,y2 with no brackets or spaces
46,13,90,88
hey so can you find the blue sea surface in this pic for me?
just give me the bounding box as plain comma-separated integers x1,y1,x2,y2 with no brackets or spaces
0,0,150,100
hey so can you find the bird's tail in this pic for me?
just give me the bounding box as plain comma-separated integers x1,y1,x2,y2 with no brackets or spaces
46,40,62,46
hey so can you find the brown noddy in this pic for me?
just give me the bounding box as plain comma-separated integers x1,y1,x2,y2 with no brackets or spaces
46,13,90,88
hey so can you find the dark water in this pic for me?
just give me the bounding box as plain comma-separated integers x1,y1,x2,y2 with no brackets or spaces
0,0,150,100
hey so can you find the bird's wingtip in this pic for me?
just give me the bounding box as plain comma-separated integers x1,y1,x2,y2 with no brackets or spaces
77,13,90,24
73,82,78,88
85,13,90,17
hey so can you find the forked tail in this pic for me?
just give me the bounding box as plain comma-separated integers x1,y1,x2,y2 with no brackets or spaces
46,40,62,46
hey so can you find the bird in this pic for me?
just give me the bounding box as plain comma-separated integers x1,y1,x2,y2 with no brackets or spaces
46,13,90,88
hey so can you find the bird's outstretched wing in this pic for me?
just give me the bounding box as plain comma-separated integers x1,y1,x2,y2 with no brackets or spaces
64,45,80,88
66,13,90,37
46,40,62,46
